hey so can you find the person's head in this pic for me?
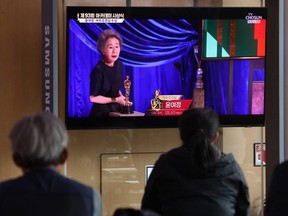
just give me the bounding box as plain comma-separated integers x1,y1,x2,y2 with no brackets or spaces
97,29,123,65
9,111,68,170
113,208,160,216
113,208,143,216
178,108,220,167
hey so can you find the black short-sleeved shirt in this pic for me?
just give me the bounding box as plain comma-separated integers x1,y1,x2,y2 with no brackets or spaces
89,59,123,117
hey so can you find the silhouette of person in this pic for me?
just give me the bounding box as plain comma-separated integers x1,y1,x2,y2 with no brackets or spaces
0,111,102,216
89,29,128,117
141,108,250,216
113,208,160,216
266,160,288,216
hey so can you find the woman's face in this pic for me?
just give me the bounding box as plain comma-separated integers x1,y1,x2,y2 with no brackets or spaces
102,37,121,66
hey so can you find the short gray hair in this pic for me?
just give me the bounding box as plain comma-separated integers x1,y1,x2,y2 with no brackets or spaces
97,29,123,54
9,112,68,168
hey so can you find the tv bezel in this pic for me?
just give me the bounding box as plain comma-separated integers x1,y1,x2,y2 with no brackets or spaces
65,6,267,130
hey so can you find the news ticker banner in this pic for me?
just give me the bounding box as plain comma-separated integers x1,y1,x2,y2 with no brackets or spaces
41,0,58,115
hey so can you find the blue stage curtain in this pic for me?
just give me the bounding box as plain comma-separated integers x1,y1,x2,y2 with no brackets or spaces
204,59,265,115
68,19,199,117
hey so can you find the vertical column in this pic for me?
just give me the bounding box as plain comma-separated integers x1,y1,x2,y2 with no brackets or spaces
265,0,280,186
42,0,58,116
283,0,288,160
126,0,131,6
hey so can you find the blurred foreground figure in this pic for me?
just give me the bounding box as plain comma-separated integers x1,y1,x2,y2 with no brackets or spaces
141,108,250,216
0,112,102,216
266,160,288,216
113,208,160,216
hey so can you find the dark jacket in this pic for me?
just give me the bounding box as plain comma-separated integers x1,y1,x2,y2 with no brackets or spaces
141,146,250,216
266,160,288,216
0,168,101,216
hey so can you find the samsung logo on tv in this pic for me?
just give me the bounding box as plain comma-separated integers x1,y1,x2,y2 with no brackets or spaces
43,25,52,112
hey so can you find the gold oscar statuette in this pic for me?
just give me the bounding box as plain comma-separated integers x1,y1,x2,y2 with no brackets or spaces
151,89,162,110
122,75,134,114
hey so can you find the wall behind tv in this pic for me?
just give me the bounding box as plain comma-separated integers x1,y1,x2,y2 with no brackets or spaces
0,0,42,179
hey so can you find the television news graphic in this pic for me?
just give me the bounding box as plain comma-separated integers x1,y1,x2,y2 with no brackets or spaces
65,7,267,129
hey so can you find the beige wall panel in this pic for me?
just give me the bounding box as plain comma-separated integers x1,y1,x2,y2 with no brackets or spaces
0,0,42,181
101,153,162,216
66,128,180,188
223,0,263,7
223,127,266,216
131,0,194,7
64,0,126,6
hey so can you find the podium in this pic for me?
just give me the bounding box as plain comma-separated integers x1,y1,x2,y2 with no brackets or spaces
109,111,145,117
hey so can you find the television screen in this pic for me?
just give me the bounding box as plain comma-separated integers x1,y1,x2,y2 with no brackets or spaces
65,7,267,129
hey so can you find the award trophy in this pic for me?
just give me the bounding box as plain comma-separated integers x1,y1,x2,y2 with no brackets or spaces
122,75,134,114
150,89,162,110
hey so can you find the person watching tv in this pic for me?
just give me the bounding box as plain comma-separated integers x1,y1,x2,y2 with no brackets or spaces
0,111,102,216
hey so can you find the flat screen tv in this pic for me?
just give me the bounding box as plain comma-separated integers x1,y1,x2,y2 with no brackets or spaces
65,6,267,129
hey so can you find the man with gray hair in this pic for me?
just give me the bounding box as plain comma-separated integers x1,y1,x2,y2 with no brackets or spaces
0,111,102,216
